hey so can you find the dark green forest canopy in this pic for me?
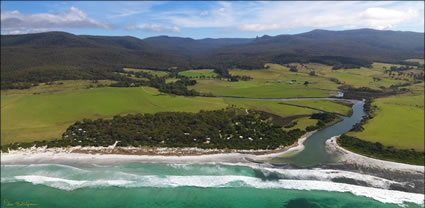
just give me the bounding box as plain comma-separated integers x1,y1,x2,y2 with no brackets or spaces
60,108,306,149
2,29,423,90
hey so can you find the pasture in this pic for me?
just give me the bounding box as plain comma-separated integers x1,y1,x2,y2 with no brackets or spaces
178,69,218,78
1,87,227,144
280,100,353,116
348,90,424,151
1,86,351,144
123,68,169,77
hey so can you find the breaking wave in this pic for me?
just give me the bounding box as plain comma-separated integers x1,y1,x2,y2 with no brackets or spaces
1,163,423,206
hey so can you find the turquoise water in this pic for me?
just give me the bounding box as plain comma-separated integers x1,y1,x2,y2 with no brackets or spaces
1,163,423,208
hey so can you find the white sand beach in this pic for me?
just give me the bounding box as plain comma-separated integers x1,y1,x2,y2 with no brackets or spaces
326,136,424,174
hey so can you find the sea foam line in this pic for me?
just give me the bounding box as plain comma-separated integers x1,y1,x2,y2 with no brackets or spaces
4,175,424,206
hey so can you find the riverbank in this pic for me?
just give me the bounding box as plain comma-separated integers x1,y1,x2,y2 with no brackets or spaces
326,136,424,174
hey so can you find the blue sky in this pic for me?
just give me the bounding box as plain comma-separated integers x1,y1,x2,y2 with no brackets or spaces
1,1,424,39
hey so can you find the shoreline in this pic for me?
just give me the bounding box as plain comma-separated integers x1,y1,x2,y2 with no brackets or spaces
326,136,424,174
1,132,314,165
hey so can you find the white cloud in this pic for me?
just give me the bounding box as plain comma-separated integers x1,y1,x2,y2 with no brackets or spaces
154,1,424,32
126,24,180,33
361,7,418,30
4,28,53,35
1,6,111,32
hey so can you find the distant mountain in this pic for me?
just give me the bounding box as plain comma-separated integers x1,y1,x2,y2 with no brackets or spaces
205,29,424,67
143,36,253,57
1,29,424,74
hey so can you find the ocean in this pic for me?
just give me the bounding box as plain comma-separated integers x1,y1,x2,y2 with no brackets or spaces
1,163,423,208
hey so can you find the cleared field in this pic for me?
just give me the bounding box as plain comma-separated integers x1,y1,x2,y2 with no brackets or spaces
287,117,318,131
178,69,218,78
189,62,422,98
1,80,115,96
223,99,317,117
190,79,335,98
348,92,424,151
123,68,169,77
187,64,340,98
2,85,353,144
1,87,227,144
280,100,353,116
406,59,425,65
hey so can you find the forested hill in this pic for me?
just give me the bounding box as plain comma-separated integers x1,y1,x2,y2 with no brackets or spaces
208,29,424,68
1,28,424,75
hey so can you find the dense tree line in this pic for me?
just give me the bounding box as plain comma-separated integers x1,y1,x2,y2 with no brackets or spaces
110,71,201,96
1,66,127,90
338,135,424,165
1,108,306,151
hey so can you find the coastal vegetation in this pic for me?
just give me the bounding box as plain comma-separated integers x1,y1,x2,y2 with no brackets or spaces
338,135,424,165
1,108,309,151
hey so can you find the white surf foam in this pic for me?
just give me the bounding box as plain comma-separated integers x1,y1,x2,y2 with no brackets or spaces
6,174,424,206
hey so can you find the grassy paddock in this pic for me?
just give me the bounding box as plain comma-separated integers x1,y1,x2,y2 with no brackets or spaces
286,117,318,131
2,86,353,144
1,80,115,96
123,68,169,77
178,69,218,78
405,59,424,65
1,87,227,144
280,100,353,116
190,79,335,98
348,92,424,151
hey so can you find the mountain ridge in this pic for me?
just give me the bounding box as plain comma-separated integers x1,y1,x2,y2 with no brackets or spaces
1,28,424,73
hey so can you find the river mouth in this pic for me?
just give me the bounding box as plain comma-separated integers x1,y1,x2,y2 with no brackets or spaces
222,96,365,168
269,100,365,167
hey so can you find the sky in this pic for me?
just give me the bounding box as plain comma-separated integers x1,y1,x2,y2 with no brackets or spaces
1,1,424,39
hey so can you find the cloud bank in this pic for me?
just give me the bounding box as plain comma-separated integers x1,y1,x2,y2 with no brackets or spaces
1,6,110,34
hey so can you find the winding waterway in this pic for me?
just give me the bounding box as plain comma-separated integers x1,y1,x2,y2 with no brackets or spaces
222,96,365,167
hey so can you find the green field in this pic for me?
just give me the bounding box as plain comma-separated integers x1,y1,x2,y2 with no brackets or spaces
286,117,318,131
2,85,353,144
178,69,218,78
123,68,169,77
189,62,420,98
1,80,115,96
1,87,226,144
348,89,424,151
187,64,340,98
406,59,425,65
280,100,353,116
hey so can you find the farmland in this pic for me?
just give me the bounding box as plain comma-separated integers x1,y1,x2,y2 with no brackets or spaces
1,61,423,156
348,86,424,151
178,69,218,78
123,68,169,77
1,85,351,144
